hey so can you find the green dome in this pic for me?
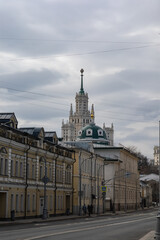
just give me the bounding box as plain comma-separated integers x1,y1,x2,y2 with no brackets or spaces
77,123,109,144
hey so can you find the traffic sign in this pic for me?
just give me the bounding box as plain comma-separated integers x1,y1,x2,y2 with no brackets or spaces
101,186,107,192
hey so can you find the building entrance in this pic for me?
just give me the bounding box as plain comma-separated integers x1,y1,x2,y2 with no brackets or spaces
0,192,6,218
66,195,70,214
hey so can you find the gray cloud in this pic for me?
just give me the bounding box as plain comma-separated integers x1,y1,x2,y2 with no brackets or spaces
0,0,159,158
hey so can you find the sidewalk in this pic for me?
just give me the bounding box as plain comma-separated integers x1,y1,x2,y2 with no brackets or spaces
139,231,155,240
0,212,115,226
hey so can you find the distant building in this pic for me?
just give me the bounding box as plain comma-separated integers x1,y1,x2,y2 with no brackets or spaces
76,121,140,211
63,119,140,212
61,69,114,145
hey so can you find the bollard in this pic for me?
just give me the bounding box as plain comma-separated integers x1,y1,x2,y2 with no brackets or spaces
155,210,160,239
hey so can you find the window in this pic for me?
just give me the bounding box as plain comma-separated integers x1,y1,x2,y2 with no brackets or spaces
27,163,29,178
46,196,48,210
98,129,103,137
50,195,53,210
11,160,14,176
49,167,52,181
78,130,82,136
16,194,19,212
32,195,36,212
15,161,18,177
61,196,63,210
65,171,71,184
4,159,8,175
20,194,24,212
0,158,3,175
86,129,92,136
11,194,14,211
40,166,43,180
20,162,23,177
27,195,30,211
32,164,35,179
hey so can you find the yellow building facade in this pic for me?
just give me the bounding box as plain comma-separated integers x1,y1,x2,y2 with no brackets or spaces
69,146,105,215
0,116,75,220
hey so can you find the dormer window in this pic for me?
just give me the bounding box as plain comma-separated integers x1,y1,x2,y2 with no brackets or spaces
86,129,92,136
78,130,82,136
98,129,103,137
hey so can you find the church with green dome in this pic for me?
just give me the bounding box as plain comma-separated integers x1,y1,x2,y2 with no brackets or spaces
77,121,110,145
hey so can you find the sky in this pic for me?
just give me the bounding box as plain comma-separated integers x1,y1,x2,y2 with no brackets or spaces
0,0,160,159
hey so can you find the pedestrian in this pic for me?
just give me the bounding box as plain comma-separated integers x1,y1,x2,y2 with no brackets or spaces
90,204,93,214
88,204,91,217
82,204,87,215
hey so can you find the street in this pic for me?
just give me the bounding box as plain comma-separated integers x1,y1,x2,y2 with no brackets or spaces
0,209,157,240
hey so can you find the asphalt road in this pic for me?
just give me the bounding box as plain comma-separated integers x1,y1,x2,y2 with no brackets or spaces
0,209,157,240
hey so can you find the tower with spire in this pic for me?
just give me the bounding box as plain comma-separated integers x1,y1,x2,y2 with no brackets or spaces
61,69,95,141
61,69,114,145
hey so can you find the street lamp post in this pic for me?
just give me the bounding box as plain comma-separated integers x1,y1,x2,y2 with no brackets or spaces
97,164,104,215
40,156,49,220
155,121,160,239
79,153,92,216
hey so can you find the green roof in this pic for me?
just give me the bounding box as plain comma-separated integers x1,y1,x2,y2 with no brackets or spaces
77,123,107,140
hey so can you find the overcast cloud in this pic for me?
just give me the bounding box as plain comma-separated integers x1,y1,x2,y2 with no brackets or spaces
0,0,160,159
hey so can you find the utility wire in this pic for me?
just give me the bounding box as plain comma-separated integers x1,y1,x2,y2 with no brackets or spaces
0,85,158,117
0,37,158,44
0,90,158,124
1,43,159,62
0,86,68,101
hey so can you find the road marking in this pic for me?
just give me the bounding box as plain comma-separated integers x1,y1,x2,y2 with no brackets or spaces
22,216,155,240
34,224,47,226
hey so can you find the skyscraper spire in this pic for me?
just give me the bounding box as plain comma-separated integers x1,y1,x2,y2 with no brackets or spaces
91,104,95,123
70,103,73,116
79,68,84,94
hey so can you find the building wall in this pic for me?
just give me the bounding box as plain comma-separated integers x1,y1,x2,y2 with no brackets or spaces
94,147,140,211
72,149,104,215
0,125,74,219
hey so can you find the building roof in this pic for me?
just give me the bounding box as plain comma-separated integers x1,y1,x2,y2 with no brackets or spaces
0,112,18,125
140,173,159,182
77,122,110,145
19,127,44,138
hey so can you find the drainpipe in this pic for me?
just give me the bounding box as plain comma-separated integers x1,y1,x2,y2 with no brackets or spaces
54,154,58,216
24,141,31,219
72,151,75,214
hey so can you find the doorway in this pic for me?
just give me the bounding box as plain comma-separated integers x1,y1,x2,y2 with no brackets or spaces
0,192,6,219
66,195,70,212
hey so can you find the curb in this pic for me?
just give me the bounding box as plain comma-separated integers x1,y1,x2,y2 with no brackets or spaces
0,207,157,227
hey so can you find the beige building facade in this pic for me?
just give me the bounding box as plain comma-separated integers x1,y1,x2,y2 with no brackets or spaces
94,146,140,211
0,114,75,220
62,142,105,215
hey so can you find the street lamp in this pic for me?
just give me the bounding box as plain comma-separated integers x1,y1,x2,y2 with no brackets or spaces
79,152,92,216
40,156,49,220
155,121,160,239
97,164,104,215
